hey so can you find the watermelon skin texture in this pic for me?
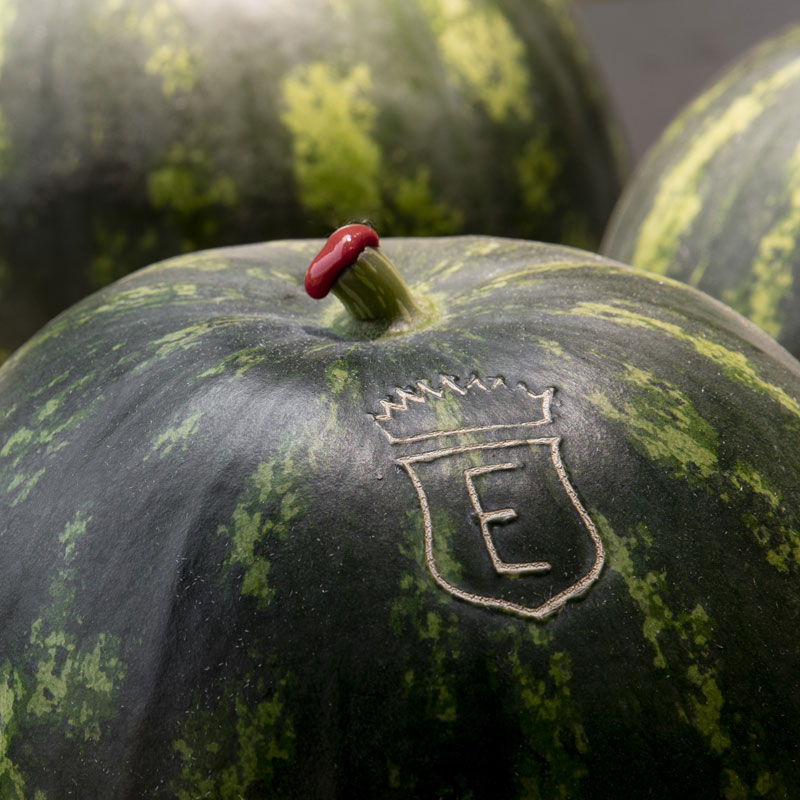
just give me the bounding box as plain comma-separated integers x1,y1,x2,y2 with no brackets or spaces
0,0,627,358
2,236,800,797
602,24,800,358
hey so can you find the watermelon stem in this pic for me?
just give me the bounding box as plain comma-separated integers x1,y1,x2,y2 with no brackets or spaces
331,246,423,324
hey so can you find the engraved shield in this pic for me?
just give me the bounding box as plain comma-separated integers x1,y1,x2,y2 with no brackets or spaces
376,378,604,619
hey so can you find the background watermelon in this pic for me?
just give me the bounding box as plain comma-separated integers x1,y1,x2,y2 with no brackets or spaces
0,0,628,359
1,234,800,796
602,23,800,358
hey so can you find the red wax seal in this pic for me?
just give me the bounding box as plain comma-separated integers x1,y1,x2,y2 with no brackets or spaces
305,224,380,299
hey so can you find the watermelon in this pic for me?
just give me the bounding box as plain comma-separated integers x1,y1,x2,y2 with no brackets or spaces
0,0,628,358
602,24,800,357
1,229,800,797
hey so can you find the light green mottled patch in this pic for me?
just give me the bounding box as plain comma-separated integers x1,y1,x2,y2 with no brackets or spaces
171,675,294,799
722,768,748,799
475,259,601,292
148,144,237,250
732,462,780,510
591,352,800,573
89,223,130,289
0,662,26,799
683,664,730,754
0,427,33,459
570,300,800,419
27,510,125,741
36,375,93,423
26,627,125,742
419,0,532,124
59,510,91,563
99,0,196,96
724,140,800,337
137,318,240,367
325,363,350,397
516,132,560,216
631,56,800,275
740,494,800,573
218,458,308,608
509,647,589,798
281,61,381,223
268,268,300,285
389,167,463,235
324,361,362,405
10,468,45,507
147,409,203,460
596,513,730,755
0,509,125,775
1,387,106,507
195,347,272,380
533,337,570,361
139,251,231,275
82,281,226,323
391,511,464,725
589,364,718,483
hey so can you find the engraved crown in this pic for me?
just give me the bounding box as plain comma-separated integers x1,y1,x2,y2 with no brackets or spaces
373,375,554,445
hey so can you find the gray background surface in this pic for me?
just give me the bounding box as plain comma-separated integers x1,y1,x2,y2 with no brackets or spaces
573,0,800,165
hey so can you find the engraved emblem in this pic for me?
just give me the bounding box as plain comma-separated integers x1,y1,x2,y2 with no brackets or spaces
374,376,604,620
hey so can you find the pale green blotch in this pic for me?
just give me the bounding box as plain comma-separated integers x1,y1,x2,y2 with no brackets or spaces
0,427,34,460
389,167,463,235
89,284,175,317
391,511,463,725
589,364,718,483
599,516,673,668
268,268,300,285
508,646,589,798
148,145,237,229
516,132,561,217
195,347,273,380
147,408,203,460
324,360,362,406
119,0,196,96
682,664,730,754
59,509,91,563
76,278,220,326
631,56,800,276
570,300,800,419
475,259,597,293
9,469,45,507
0,509,127,759
171,675,294,800
1,384,106,506
0,662,26,799
723,140,800,337
26,510,126,741
218,459,308,608
418,0,532,124
324,363,350,397
36,375,93,424
595,513,731,756
139,251,230,275
89,222,130,289
137,318,241,368
26,627,125,742
731,462,780,510
281,62,381,223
